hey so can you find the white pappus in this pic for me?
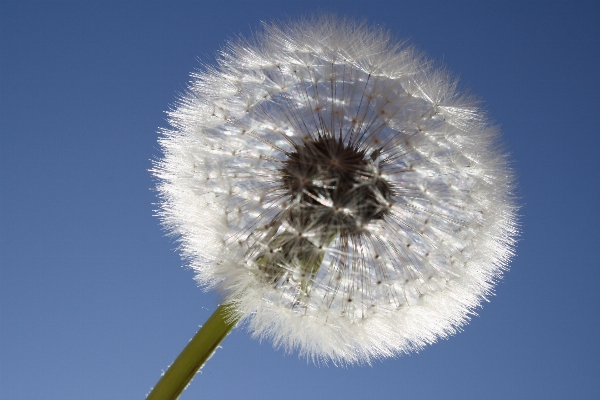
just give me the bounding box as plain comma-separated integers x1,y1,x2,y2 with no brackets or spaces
153,16,518,364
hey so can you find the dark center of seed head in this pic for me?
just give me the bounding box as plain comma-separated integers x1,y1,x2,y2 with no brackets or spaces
281,136,393,235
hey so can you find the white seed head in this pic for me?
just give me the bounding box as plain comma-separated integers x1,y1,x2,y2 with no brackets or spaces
153,16,518,364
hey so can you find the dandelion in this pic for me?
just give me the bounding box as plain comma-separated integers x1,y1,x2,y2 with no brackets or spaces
149,16,517,398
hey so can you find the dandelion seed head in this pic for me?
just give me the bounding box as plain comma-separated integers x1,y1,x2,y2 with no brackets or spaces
153,16,518,364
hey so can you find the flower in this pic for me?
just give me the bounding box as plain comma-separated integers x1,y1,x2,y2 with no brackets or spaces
153,16,518,364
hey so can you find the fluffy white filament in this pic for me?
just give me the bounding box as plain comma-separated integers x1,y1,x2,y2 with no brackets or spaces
153,17,518,364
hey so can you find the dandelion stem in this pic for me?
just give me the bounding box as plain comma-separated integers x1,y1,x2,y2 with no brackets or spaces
147,304,238,400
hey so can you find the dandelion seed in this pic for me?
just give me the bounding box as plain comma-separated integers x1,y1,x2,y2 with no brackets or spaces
153,16,517,367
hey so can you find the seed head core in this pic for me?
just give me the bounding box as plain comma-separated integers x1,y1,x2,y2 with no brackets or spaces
281,136,393,236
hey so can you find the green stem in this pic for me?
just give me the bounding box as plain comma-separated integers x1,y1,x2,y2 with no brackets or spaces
147,304,238,400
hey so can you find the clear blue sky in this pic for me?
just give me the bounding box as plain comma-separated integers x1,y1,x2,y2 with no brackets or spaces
1,1,599,399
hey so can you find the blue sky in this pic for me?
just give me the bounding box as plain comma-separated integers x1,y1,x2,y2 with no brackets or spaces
1,1,599,399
